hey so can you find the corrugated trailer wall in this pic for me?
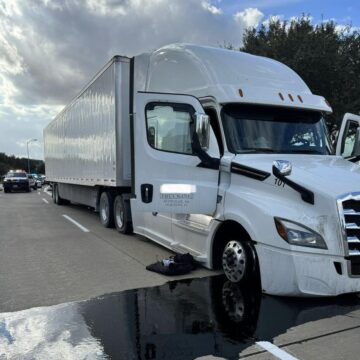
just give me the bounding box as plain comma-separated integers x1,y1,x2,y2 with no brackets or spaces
44,57,131,187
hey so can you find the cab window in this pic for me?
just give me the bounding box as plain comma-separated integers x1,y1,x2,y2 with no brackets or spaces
341,121,359,158
145,102,195,155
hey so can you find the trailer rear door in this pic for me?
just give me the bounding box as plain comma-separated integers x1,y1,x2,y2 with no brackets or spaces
133,92,219,214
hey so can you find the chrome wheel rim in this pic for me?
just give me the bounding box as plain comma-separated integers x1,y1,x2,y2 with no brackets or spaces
222,240,246,283
100,197,108,222
115,201,124,228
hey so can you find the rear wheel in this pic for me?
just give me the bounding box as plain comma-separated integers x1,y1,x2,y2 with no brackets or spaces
99,191,114,228
52,184,57,203
222,239,255,283
53,184,65,205
4,188,9,193
114,195,133,234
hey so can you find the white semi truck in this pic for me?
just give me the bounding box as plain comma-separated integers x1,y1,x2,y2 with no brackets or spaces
44,43,360,296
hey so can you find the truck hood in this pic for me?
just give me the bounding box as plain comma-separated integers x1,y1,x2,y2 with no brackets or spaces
233,154,360,198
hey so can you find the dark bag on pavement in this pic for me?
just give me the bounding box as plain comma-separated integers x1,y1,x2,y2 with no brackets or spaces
146,253,197,276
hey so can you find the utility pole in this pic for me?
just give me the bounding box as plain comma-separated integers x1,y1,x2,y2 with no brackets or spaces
26,139,38,174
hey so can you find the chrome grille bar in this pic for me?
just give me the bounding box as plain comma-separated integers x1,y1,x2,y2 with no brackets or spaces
338,192,360,276
345,223,360,230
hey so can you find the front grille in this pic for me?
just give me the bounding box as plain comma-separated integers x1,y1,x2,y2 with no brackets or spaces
340,198,360,276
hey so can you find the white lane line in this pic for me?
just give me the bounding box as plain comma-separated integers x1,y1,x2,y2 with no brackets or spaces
43,187,52,196
42,198,49,204
62,214,90,233
255,342,298,360
38,191,41,195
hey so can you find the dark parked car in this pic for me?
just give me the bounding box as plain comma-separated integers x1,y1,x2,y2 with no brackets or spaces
3,171,33,193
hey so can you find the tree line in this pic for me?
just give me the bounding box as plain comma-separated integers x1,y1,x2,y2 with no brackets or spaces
233,16,360,131
0,153,45,176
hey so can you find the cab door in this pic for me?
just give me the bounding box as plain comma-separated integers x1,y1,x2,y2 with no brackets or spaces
131,92,219,216
336,113,360,161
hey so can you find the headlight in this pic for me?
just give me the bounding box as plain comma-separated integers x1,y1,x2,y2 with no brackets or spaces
274,217,327,249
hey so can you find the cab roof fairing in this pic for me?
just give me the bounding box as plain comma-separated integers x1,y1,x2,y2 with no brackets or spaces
142,43,332,114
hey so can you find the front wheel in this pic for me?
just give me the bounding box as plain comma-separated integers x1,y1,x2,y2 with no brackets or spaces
114,195,133,234
222,239,256,283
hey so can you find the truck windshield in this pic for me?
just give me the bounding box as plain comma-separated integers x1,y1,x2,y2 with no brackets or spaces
221,104,333,155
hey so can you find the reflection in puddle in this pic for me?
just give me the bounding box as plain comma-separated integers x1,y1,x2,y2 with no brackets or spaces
0,275,359,359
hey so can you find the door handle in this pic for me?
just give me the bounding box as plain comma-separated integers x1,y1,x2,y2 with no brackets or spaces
141,184,153,203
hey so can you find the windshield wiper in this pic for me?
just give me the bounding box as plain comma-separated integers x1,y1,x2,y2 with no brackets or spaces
286,149,324,155
241,147,276,153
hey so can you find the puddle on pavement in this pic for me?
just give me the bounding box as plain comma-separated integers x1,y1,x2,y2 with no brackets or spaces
0,275,359,359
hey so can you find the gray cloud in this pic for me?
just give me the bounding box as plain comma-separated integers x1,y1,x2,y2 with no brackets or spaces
0,0,265,158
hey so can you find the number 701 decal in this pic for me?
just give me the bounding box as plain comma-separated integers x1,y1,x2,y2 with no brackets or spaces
274,178,285,188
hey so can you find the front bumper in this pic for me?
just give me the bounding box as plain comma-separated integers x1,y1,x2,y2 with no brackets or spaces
256,244,360,296
4,181,29,191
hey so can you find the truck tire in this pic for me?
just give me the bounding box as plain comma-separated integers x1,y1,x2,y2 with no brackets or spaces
54,184,66,205
4,188,9,193
52,184,57,203
99,191,114,228
222,238,256,283
114,195,133,234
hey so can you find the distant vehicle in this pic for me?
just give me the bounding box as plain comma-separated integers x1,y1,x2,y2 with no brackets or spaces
39,174,46,185
3,171,32,192
27,174,37,190
31,174,42,188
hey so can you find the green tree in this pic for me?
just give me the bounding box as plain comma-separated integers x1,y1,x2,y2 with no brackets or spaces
0,152,45,176
239,16,360,129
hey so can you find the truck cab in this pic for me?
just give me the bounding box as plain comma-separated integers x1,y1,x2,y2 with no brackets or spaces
130,44,360,296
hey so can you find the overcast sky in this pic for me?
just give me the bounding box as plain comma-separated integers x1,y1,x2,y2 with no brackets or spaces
0,0,359,160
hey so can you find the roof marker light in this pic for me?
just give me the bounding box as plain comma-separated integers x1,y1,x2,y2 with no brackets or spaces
238,89,244,97
297,95,303,103
279,92,284,101
288,94,294,102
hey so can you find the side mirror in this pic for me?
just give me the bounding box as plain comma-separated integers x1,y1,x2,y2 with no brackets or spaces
195,113,210,151
273,160,292,176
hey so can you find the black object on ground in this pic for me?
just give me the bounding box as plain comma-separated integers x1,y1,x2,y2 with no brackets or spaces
146,253,197,275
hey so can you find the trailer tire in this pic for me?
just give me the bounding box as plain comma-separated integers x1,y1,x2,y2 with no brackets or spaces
99,191,114,228
52,184,57,203
222,238,256,284
54,184,65,205
114,195,133,234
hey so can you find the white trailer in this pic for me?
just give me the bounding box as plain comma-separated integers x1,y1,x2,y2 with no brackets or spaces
45,44,360,296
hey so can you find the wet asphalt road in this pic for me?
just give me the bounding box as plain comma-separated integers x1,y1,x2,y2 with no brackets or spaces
0,186,360,359
0,186,213,313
